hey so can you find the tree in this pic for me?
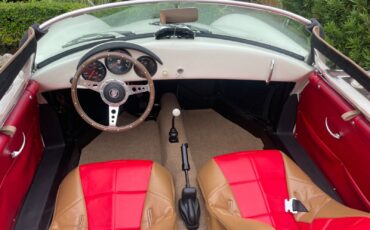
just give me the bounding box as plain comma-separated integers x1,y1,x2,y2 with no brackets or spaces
281,0,370,69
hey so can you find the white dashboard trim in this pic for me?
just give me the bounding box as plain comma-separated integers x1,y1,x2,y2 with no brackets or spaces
33,37,313,93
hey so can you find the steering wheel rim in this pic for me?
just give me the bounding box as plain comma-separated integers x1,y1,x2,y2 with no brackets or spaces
71,51,155,132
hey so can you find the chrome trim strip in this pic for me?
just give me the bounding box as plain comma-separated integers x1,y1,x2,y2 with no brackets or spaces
266,59,275,83
40,0,311,30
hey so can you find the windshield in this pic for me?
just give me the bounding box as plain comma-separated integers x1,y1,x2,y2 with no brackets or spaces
36,1,311,64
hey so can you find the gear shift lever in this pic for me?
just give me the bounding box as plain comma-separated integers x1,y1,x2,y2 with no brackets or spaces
179,143,200,229
169,108,181,143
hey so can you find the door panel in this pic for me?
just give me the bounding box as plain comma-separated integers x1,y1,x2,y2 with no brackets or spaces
296,73,370,211
0,81,44,230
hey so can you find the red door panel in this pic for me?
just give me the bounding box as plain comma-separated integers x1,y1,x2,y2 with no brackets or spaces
296,73,370,211
0,81,44,230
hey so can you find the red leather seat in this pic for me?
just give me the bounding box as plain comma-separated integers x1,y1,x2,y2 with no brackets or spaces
198,150,370,230
49,160,176,230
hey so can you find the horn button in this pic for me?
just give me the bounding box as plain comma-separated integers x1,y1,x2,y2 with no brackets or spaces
101,81,126,104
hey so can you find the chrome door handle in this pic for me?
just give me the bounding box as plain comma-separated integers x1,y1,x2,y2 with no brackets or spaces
11,132,26,158
325,117,342,140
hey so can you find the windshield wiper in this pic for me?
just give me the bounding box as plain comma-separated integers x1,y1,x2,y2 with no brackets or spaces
62,32,135,48
63,33,116,48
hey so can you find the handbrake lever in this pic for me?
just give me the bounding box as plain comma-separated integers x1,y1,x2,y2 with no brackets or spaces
181,143,190,186
179,143,200,230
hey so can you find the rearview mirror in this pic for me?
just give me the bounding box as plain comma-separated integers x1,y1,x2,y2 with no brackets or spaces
160,8,198,24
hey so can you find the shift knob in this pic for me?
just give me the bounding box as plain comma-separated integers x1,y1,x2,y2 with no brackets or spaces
172,108,181,117
169,108,180,143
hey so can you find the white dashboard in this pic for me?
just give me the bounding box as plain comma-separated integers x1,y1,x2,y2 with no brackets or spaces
33,37,314,93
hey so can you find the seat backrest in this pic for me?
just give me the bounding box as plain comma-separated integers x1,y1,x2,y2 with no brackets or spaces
198,150,370,230
49,160,176,230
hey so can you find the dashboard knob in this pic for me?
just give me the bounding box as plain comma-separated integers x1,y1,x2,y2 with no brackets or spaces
162,69,169,77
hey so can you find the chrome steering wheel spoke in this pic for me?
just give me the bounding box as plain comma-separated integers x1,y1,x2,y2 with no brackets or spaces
77,78,102,92
109,105,119,127
126,84,150,96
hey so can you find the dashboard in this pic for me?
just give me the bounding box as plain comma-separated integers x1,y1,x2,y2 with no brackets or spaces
33,37,314,93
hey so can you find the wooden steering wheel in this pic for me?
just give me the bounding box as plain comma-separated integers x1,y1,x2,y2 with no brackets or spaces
71,51,155,132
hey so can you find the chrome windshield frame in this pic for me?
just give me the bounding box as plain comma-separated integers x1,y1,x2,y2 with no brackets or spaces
39,0,311,30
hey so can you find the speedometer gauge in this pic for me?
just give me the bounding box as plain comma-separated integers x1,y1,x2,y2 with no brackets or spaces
105,50,133,75
81,60,106,82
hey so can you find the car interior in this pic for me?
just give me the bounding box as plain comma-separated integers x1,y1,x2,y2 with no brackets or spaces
0,3,370,230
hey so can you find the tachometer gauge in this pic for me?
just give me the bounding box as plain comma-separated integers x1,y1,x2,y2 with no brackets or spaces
81,60,106,82
134,56,157,78
105,50,133,75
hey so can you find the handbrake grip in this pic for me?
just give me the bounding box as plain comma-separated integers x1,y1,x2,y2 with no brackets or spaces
181,143,190,171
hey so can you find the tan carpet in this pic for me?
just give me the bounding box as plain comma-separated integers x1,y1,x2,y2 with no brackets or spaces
157,94,208,230
183,109,264,169
80,113,162,164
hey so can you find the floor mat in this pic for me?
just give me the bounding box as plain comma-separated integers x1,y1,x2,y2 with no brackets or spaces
183,109,264,169
80,113,162,165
